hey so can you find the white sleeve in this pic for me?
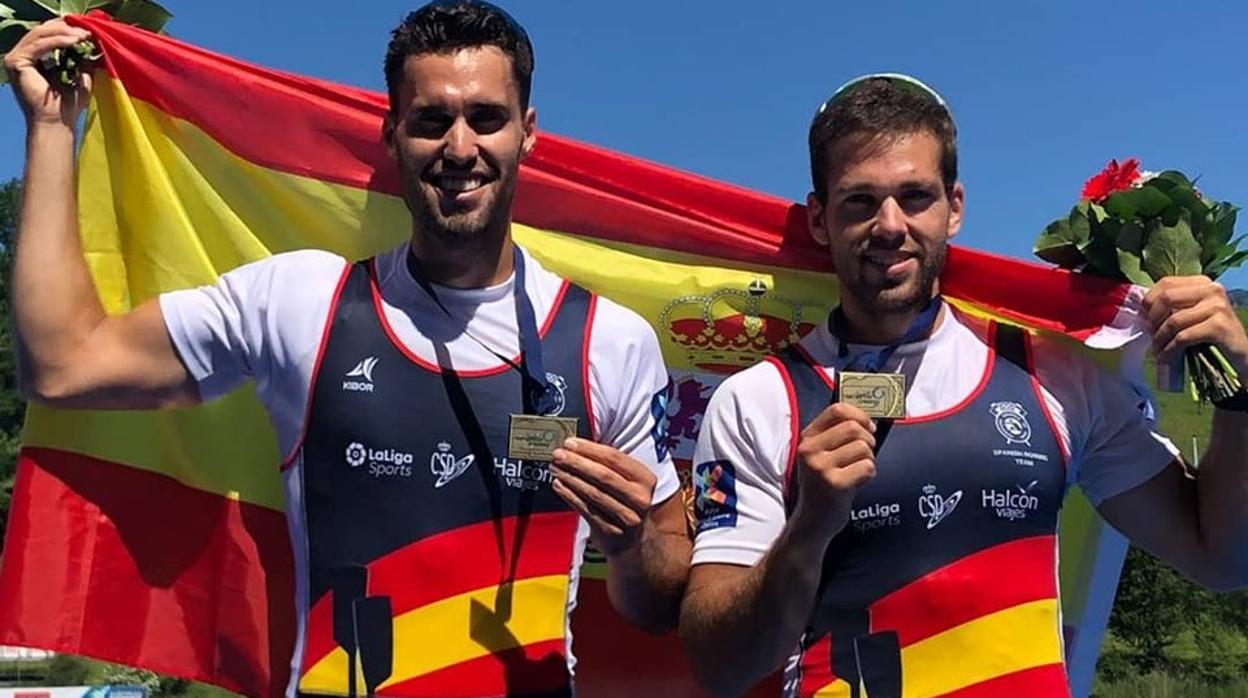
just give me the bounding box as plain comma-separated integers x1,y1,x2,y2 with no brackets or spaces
158,250,347,437
1035,337,1179,506
690,361,792,567
587,297,680,505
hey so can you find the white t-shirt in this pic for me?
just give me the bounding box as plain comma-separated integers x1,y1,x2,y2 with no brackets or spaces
161,242,679,497
160,241,678,692
691,304,1179,567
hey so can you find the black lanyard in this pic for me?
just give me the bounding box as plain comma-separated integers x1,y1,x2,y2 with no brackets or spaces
406,245,558,415
829,296,943,372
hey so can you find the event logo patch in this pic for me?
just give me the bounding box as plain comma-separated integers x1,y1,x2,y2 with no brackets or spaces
693,460,738,532
650,380,673,463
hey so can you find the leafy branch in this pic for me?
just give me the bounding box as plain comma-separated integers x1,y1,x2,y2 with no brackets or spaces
0,0,171,87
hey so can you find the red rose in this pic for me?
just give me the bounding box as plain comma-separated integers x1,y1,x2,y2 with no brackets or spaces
1080,158,1142,202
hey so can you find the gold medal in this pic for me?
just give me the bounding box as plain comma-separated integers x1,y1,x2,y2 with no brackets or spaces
838,371,906,419
508,414,579,461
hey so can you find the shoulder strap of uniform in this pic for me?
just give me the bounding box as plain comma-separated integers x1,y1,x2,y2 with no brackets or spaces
337,258,374,306
993,322,1029,372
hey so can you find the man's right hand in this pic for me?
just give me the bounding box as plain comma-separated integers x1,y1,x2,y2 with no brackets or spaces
792,401,878,537
4,19,95,128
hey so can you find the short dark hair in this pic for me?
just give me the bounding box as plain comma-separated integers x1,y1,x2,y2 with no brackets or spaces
384,1,535,114
808,78,957,203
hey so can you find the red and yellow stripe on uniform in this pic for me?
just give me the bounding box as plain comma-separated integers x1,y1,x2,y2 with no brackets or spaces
799,538,1070,698
0,12,1141,697
298,514,579,696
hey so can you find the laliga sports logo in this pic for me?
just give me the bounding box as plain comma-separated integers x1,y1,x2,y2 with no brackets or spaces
659,279,818,374
430,441,475,488
344,441,415,477
990,401,1032,446
345,442,367,468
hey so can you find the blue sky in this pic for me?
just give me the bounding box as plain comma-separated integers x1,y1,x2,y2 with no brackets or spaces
4,0,1247,288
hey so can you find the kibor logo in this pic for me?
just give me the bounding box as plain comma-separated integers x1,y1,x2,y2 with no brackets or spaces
343,356,379,393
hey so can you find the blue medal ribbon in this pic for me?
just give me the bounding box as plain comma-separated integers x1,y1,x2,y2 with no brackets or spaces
830,296,943,372
407,245,558,415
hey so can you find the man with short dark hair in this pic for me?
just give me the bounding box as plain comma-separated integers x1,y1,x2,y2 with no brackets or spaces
678,75,1248,698
5,2,689,696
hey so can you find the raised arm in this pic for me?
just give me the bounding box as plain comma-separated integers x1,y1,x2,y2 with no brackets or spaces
6,20,198,410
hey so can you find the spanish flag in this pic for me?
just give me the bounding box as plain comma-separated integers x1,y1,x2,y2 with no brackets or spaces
0,13,1144,698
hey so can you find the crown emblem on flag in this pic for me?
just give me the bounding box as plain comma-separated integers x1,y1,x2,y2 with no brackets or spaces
660,279,819,374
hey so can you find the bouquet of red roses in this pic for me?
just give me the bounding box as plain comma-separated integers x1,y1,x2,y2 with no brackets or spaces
1034,158,1247,404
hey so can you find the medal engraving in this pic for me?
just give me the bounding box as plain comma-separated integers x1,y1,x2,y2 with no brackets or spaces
838,372,906,419
508,414,579,461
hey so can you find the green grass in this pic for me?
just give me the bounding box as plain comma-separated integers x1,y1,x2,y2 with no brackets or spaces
1094,673,1248,698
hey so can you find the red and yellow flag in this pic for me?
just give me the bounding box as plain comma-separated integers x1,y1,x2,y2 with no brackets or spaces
0,13,1142,697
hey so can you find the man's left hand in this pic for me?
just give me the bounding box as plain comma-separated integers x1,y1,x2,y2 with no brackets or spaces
1145,276,1248,376
550,438,657,558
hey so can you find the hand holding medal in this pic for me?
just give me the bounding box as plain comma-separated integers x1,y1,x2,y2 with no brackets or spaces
792,402,878,536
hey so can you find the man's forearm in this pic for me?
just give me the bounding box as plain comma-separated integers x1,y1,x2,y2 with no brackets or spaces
681,510,833,697
605,522,690,634
14,123,106,398
1195,407,1248,589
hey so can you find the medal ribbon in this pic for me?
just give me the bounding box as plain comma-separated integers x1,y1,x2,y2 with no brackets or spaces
829,296,943,372
407,245,558,415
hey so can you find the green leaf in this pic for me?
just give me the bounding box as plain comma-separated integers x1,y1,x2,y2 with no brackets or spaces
1206,240,1248,279
1081,230,1121,278
24,0,60,15
1068,202,1092,244
1142,215,1203,280
0,5,14,19
1104,186,1174,221
1153,170,1194,189
0,16,37,32
1034,219,1085,268
1117,249,1153,286
1162,182,1208,223
59,0,87,14
2,0,59,20
85,0,118,10
1202,203,1238,264
1221,249,1248,273
1115,220,1146,254
1204,234,1246,276
112,0,170,32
